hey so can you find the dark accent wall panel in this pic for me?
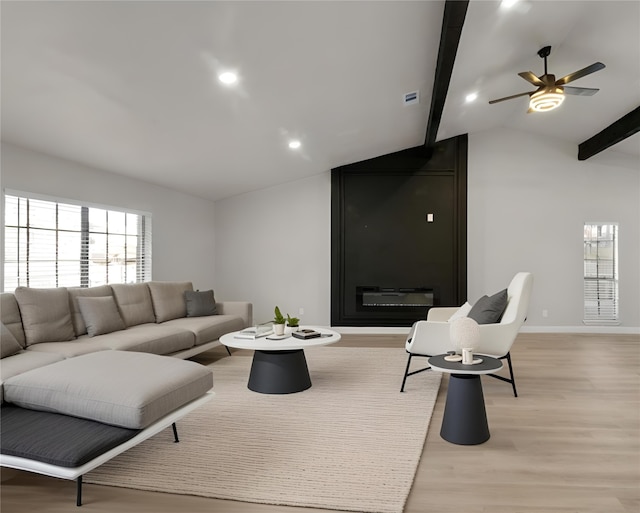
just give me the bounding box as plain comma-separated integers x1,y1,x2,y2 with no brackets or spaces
331,135,467,327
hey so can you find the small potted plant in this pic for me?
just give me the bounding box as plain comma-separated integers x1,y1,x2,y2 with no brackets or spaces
286,314,300,332
273,306,286,335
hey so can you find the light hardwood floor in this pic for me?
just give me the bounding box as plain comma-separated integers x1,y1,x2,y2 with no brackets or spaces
1,333,639,513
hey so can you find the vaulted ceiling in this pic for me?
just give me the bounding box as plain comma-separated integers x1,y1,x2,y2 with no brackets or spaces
1,1,638,202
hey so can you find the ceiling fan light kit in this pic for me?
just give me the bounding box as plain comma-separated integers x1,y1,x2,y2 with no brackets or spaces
489,45,605,113
529,88,565,112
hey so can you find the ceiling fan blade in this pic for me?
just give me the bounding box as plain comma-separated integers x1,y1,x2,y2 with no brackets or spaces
518,71,545,87
563,86,599,96
488,91,533,104
556,62,605,85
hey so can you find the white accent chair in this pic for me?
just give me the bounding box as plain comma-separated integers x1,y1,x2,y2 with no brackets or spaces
400,272,533,396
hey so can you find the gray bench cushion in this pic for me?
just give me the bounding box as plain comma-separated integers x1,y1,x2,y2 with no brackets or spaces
4,351,213,429
0,405,140,468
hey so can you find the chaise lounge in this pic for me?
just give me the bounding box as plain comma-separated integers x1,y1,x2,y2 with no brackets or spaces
0,281,252,505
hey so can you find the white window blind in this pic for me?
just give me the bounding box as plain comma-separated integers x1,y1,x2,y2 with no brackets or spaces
583,223,618,324
3,192,152,291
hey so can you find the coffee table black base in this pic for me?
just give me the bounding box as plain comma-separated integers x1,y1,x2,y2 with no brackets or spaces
440,374,490,445
248,349,312,394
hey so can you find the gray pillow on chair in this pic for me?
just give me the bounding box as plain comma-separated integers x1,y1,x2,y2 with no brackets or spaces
185,290,217,317
468,289,508,324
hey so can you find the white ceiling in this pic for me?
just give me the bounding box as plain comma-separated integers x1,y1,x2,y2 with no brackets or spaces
1,1,638,202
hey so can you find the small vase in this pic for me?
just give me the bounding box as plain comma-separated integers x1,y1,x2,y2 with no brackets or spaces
288,325,299,332
273,323,285,336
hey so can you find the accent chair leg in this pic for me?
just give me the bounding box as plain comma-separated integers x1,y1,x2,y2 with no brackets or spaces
76,476,83,507
225,346,232,356
172,422,180,443
506,352,518,397
400,354,413,392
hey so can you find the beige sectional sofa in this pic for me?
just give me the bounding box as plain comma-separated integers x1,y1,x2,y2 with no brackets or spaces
0,281,252,403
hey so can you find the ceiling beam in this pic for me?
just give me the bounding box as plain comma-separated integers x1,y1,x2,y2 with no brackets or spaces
578,106,640,160
424,0,469,149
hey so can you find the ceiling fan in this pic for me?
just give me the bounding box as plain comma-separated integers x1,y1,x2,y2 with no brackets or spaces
489,46,605,113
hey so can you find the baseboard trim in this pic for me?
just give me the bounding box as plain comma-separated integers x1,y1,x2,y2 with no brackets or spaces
329,325,640,335
330,326,411,335
520,325,640,335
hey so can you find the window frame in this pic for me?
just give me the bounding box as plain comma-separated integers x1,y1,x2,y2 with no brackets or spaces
583,222,619,325
3,189,152,292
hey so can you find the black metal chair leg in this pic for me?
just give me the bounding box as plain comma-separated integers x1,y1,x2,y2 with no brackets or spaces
506,352,518,397
172,422,179,443
225,346,232,356
487,352,518,397
76,476,83,507
400,354,413,392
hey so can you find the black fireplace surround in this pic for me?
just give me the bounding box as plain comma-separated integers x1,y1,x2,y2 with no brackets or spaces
331,136,467,327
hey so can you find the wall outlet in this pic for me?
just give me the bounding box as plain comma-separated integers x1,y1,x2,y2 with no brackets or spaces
299,307,304,316
542,309,548,318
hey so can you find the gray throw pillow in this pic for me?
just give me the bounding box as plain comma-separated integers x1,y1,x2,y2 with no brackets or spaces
1,323,24,358
77,296,126,337
185,290,217,317
467,289,508,324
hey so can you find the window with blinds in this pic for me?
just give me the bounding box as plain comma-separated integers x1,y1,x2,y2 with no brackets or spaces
583,223,618,324
3,192,152,292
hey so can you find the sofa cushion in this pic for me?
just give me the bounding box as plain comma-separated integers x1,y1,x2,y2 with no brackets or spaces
95,324,195,355
468,289,509,324
185,289,217,317
1,323,24,358
163,315,245,346
67,285,114,336
0,351,65,405
110,283,155,327
77,296,126,337
0,405,140,468
4,351,213,429
0,293,26,348
148,281,193,323
14,287,75,345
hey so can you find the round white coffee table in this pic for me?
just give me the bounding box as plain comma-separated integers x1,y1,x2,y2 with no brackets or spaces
220,327,341,394
428,354,503,445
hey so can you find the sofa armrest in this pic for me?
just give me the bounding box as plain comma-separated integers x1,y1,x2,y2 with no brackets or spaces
216,302,253,328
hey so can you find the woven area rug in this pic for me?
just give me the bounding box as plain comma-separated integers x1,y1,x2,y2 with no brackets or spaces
86,347,441,513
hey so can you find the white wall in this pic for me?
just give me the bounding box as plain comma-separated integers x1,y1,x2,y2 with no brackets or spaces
214,173,331,325
468,127,640,330
215,128,640,331
3,130,638,332
0,142,217,291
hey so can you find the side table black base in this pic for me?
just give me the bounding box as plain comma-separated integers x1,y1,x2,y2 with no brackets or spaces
248,349,312,394
440,374,490,445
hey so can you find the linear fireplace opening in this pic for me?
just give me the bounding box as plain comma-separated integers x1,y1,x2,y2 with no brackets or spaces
357,287,434,308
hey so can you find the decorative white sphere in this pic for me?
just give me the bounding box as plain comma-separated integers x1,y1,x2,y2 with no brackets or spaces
449,317,480,352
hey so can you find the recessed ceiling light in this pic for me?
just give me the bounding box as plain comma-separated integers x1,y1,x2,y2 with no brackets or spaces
288,140,301,150
501,0,519,8
218,71,238,85
465,92,478,103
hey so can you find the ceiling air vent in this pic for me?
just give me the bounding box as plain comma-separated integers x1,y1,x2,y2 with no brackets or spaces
403,90,419,106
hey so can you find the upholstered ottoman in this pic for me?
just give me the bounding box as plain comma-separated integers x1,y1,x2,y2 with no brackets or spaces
0,351,213,505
